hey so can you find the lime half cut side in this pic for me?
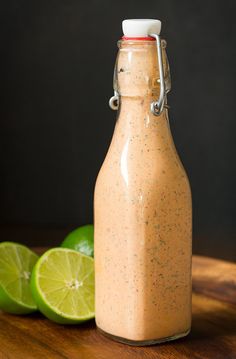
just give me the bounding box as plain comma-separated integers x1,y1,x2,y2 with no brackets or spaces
30,248,95,324
0,242,39,314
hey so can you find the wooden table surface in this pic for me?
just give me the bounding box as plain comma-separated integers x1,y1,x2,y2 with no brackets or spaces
1,253,236,359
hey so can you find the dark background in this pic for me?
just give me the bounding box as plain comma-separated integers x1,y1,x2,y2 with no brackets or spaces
0,0,235,260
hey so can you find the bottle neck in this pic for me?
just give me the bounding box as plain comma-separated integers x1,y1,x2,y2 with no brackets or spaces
112,39,172,145
114,39,170,100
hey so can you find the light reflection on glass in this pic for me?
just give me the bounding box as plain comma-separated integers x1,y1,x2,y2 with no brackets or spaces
120,140,129,186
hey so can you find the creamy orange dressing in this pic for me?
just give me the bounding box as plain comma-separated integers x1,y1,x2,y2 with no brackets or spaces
94,39,192,344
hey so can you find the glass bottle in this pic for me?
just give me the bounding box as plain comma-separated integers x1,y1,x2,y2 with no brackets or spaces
94,19,192,345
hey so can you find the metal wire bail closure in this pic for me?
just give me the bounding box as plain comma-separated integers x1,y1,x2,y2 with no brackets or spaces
149,33,166,116
109,34,166,115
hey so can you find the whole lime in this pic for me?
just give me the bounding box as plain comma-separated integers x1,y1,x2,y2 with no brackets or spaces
61,224,94,257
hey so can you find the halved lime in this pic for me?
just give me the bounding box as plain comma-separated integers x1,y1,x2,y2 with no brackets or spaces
0,242,38,314
61,224,94,257
30,248,95,324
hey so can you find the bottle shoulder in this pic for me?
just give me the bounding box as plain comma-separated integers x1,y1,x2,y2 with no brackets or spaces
95,145,190,193
95,112,190,194
94,155,192,216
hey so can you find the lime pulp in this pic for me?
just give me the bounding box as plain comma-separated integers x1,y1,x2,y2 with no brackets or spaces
30,248,95,324
0,242,38,314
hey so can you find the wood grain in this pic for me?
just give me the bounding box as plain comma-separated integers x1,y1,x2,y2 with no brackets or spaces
193,256,236,305
1,253,236,359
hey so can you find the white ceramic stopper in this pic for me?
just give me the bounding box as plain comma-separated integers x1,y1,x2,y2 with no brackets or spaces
122,19,161,37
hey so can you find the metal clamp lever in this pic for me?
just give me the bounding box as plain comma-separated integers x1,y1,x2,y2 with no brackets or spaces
149,33,166,116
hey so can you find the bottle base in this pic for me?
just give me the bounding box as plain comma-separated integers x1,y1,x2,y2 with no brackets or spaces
97,326,191,346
